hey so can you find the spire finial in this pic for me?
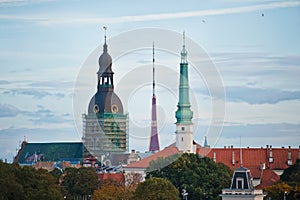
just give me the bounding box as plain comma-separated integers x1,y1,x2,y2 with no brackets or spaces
181,31,187,63
153,42,155,96
183,31,186,46
103,26,107,43
102,26,108,52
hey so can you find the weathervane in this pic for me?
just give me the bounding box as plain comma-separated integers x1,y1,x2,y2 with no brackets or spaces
103,26,107,43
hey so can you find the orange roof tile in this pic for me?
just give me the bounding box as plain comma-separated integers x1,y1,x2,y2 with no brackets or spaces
98,173,125,184
255,169,280,189
124,146,180,169
205,147,299,171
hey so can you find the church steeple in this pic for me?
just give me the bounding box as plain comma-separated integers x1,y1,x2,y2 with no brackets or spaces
175,32,194,153
175,32,193,124
97,26,114,92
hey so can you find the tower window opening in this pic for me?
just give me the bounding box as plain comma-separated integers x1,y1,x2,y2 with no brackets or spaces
181,127,185,131
181,137,183,142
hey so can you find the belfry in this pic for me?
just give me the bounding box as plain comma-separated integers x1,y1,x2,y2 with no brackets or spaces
82,27,128,159
175,32,194,153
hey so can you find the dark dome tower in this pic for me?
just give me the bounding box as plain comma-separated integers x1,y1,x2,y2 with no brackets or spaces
82,27,128,159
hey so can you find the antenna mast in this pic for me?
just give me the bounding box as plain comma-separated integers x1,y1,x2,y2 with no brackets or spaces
152,42,155,96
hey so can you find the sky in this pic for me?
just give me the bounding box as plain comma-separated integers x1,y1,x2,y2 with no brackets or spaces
0,0,300,162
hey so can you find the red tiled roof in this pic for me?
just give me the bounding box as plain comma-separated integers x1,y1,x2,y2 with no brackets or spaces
124,146,180,169
255,169,280,189
98,173,125,184
205,147,299,171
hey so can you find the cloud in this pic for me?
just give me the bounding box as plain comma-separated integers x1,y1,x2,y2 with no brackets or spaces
19,105,72,124
0,0,54,7
3,88,65,99
29,80,74,90
0,80,10,85
0,1,299,25
225,86,300,104
0,104,20,117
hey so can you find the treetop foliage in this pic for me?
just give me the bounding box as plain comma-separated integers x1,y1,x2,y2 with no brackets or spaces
147,153,232,200
0,160,62,200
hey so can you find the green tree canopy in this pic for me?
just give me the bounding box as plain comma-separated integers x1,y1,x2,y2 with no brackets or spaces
61,167,99,199
146,154,180,172
133,177,179,200
281,159,300,186
0,160,62,200
147,153,232,200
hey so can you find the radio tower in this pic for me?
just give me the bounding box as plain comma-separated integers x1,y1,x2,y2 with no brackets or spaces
149,43,160,152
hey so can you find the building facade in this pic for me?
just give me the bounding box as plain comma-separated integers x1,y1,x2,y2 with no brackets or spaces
82,32,128,159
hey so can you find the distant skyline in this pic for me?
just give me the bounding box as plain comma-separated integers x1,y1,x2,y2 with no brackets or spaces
0,0,300,161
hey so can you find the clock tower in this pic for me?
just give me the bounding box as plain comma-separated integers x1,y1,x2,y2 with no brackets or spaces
82,28,128,159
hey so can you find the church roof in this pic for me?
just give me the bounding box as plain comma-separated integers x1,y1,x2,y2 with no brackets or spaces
15,142,84,164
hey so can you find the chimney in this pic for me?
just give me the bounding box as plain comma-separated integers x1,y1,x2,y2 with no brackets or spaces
232,150,235,165
260,162,266,170
269,145,273,163
213,152,216,162
287,146,292,166
131,149,136,154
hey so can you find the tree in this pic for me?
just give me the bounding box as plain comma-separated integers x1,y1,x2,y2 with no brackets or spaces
0,160,62,200
281,159,300,186
61,167,99,199
93,181,134,200
264,159,300,199
146,154,180,172
133,177,179,200
147,153,232,200
264,182,292,200
50,167,63,184
0,161,24,199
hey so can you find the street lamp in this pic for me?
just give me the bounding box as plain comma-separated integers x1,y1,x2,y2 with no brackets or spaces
182,189,188,200
284,191,287,200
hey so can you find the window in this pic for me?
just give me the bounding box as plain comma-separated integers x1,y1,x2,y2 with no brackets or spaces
181,127,185,131
236,178,244,189
181,137,183,142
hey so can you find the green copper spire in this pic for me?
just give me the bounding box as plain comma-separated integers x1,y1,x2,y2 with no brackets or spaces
175,32,193,124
